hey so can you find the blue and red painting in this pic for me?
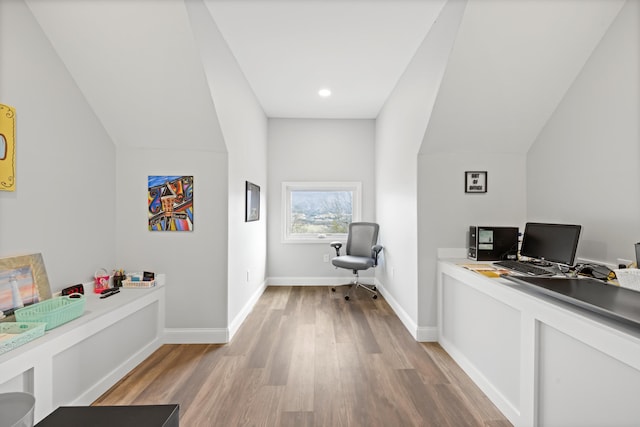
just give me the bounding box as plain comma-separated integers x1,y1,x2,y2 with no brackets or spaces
148,175,194,231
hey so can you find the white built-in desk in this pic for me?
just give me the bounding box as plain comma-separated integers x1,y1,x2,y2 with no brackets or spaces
0,275,165,423
438,260,640,427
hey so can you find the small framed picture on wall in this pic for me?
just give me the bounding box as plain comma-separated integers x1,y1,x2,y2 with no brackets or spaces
245,181,260,222
465,171,487,193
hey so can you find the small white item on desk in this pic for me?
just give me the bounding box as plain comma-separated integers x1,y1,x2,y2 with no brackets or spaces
614,268,640,291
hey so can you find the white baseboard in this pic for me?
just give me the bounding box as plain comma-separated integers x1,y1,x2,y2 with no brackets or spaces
267,276,373,286
164,277,431,345
416,326,438,342
228,281,268,340
163,281,268,344
267,277,432,342
375,281,419,340
164,327,228,344
72,336,163,405
439,336,518,421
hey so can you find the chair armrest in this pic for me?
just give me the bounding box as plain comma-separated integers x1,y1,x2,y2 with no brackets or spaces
330,241,343,257
372,244,383,266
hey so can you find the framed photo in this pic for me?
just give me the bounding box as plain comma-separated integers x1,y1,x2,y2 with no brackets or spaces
465,171,487,193
245,181,260,222
0,253,52,322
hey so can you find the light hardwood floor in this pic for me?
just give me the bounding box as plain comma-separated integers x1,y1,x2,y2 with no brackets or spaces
95,286,512,426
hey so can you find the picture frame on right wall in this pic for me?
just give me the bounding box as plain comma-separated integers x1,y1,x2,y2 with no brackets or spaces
465,171,487,193
245,181,260,222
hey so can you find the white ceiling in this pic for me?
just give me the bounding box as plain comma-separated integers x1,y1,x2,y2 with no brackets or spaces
421,0,627,153
204,0,447,119
22,0,628,152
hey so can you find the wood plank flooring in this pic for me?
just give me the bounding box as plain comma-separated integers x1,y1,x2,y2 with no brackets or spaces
94,286,512,426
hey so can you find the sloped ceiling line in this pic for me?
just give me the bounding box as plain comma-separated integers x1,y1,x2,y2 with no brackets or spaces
420,0,626,155
22,0,629,154
26,0,226,151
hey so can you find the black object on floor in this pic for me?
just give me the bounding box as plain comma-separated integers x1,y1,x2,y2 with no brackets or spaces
35,404,179,427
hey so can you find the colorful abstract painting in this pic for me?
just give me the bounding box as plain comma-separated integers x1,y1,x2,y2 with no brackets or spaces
148,175,194,231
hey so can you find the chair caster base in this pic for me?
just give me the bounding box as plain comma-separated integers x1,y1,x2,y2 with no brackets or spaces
334,281,378,301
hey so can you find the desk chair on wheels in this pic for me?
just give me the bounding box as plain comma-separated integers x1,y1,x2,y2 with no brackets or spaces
330,222,383,300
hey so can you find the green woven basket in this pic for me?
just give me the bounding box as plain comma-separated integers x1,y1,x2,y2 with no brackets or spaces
15,295,85,331
0,322,47,355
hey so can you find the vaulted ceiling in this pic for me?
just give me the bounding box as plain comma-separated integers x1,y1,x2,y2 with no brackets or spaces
23,0,627,152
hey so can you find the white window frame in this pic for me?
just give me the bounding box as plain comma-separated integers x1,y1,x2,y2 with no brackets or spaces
282,181,362,244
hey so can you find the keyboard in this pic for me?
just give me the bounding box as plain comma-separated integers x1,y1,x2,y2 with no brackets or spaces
494,260,553,276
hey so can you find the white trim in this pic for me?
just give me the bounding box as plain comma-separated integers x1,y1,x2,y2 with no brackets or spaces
73,337,161,406
163,276,426,347
0,282,165,422
228,280,268,340
267,276,375,286
375,280,420,340
281,181,362,243
163,328,228,344
163,281,268,344
439,335,520,421
265,276,423,342
416,326,438,342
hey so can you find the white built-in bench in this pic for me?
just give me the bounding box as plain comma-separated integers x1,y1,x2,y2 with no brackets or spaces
0,275,165,423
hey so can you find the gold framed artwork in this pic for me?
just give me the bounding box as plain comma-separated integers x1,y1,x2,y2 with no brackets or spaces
0,103,16,191
0,253,52,322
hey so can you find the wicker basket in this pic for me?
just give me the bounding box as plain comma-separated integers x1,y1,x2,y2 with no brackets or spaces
122,279,155,289
0,322,47,355
15,295,85,331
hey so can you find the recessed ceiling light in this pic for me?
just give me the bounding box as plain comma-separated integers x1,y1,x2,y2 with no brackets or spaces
318,88,331,97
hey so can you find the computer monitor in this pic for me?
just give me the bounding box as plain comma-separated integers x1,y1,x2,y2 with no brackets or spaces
520,222,582,266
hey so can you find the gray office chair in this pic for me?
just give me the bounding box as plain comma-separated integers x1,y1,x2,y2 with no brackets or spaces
330,222,383,300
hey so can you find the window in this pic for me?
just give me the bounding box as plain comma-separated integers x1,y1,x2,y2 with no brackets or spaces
282,182,362,243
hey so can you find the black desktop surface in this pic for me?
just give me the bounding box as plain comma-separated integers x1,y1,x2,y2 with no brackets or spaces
36,405,179,427
503,276,640,328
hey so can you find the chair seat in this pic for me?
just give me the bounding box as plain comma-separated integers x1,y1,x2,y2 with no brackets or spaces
332,255,375,271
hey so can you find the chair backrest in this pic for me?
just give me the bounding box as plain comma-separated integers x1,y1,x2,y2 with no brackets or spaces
346,222,379,258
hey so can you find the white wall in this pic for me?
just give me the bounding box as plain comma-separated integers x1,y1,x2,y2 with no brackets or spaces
527,0,640,266
267,119,375,281
190,0,269,334
115,148,228,332
0,0,115,290
417,152,526,327
114,0,269,339
0,0,268,342
25,0,223,154
375,0,467,338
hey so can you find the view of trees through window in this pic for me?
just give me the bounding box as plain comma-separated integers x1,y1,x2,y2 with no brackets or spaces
290,190,352,234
